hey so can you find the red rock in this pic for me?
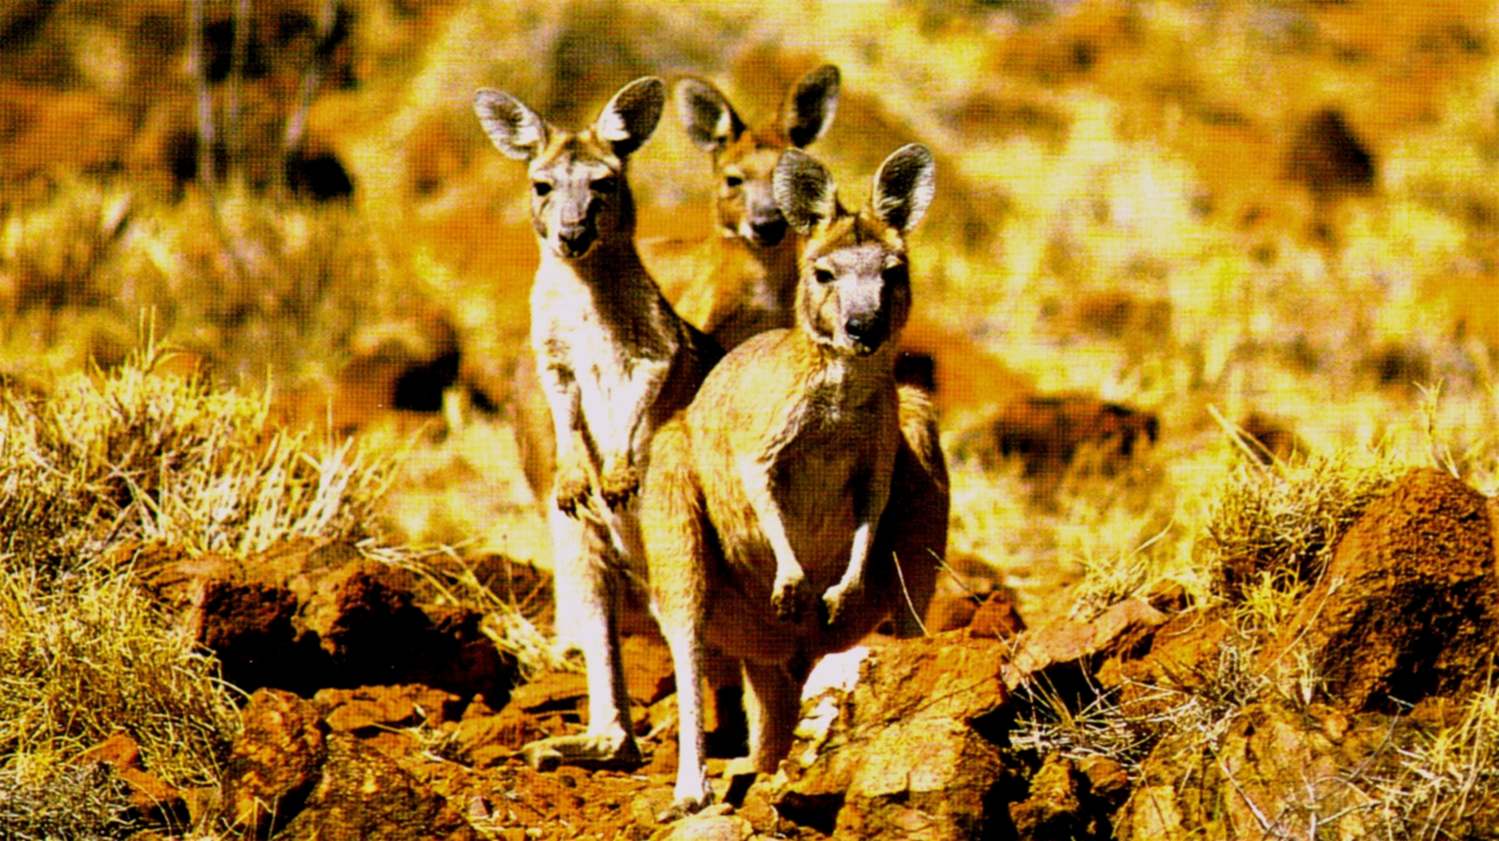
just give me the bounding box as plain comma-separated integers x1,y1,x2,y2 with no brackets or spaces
314,684,463,733
1263,469,1499,710
275,733,479,840
78,731,186,824
1003,598,1166,692
967,589,1026,639
987,393,1159,476
224,688,326,835
769,633,1012,840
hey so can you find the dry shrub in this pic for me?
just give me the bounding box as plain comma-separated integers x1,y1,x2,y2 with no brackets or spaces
0,341,396,837
0,335,391,577
1203,452,1405,604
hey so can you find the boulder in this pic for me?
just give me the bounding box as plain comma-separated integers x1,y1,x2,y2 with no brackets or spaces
275,734,479,841
1002,598,1167,705
1102,607,1231,714
1263,469,1499,711
224,688,327,836
1007,752,1111,840
976,394,1158,477
766,634,1012,840
77,731,188,827
314,684,464,735
129,539,517,704
1116,701,1385,841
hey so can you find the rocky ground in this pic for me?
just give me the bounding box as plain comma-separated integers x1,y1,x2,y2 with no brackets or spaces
75,464,1499,840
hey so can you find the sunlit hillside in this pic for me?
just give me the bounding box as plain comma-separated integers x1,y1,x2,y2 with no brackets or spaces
5,0,1499,837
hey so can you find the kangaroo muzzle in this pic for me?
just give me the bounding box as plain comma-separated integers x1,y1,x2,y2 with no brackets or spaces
741,186,788,247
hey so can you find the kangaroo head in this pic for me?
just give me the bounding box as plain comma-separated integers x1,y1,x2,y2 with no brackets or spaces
774,143,935,357
675,65,839,249
474,77,665,260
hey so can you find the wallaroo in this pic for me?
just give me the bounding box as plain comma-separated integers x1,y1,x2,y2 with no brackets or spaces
641,143,942,816
473,77,721,768
513,66,843,511
643,64,840,350
503,65,944,628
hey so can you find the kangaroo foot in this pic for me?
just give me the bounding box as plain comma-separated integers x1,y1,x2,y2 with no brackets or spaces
516,731,643,772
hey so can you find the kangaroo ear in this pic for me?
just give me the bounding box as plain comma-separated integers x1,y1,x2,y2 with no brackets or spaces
474,88,548,161
595,76,665,159
774,149,837,235
871,143,935,234
675,76,745,153
783,64,840,148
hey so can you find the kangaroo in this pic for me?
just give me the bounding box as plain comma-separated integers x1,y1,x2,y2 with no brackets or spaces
641,144,938,815
642,64,840,349
473,77,720,769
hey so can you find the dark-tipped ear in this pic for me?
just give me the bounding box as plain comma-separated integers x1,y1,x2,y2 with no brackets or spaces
594,76,665,159
675,76,744,153
783,64,840,148
871,143,935,234
774,149,837,235
474,88,548,161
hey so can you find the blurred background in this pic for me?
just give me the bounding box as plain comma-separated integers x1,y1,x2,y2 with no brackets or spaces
6,0,1499,618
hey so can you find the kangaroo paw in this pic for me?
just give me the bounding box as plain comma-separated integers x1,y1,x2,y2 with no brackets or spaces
771,571,809,623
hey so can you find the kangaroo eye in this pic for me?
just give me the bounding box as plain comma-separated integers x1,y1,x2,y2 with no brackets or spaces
592,177,619,194
813,268,835,285
532,181,552,197
724,174,744,189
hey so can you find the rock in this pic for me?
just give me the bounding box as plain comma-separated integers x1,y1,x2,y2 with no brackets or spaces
1262,469,1499,711
314,684,464,734
1235,412,1305,464
911,552,1019,636
329,311,462,431
1116,701,1383,841
622,632,676,706
1068,290,1172,340
1008,752,1109,840
131,539,517,704
300,561,514,703
979,393,1158,477
1104,607,1231,713
275,734,479,841
967,590,1026,640
1283,108,1376,201
224,688,326,836
77,731,187,826
1003,598,1167,707
192,573,319,694
452,703,570,769
649,804,753,841
768,634,1012,840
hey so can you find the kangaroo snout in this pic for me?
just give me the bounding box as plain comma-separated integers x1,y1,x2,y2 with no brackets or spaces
743,185,788,246
556,223,597,258
746,213,788,247
843,311,888,352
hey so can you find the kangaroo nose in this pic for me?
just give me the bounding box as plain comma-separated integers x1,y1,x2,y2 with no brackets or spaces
748,215,787,247
557,225,596,257
844,313,885,347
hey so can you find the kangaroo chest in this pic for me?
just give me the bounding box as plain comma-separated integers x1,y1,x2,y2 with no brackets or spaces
530,267,675,424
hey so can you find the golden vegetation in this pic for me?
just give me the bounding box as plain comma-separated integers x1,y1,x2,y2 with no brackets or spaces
6,0,1499,836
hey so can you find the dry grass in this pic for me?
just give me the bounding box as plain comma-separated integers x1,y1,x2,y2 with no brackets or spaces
0,339,398,837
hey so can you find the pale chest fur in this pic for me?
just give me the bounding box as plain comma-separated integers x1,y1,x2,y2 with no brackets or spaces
530,259,676,433
527,259,668,373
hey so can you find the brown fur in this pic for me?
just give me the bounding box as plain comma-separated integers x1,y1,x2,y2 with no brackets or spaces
474,77,720,770
643,65,840,350
641,145,943,815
